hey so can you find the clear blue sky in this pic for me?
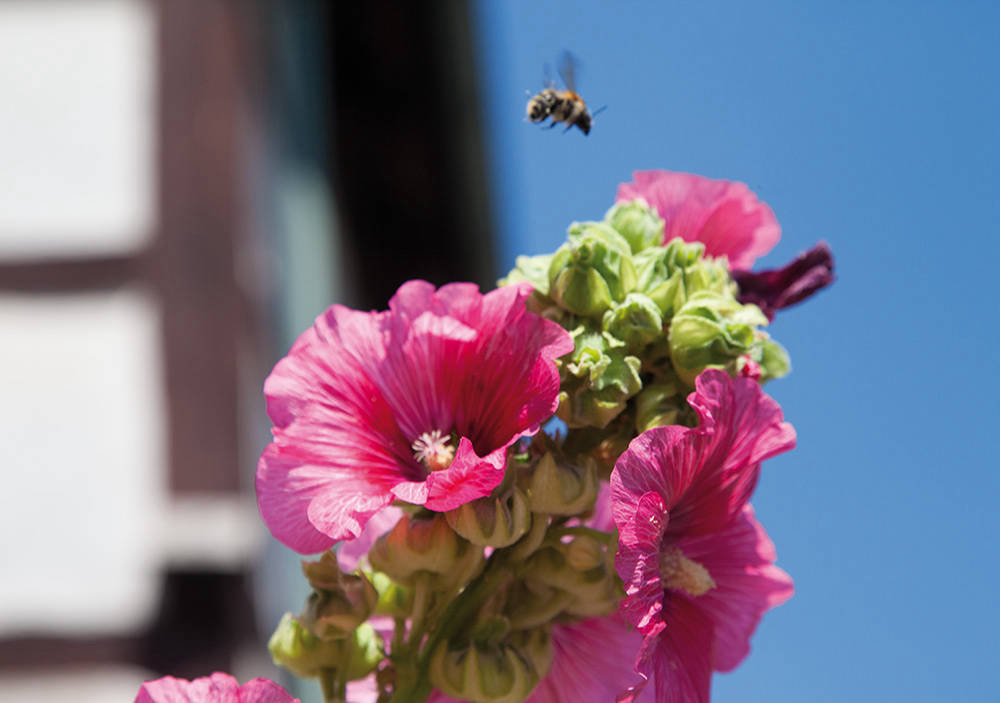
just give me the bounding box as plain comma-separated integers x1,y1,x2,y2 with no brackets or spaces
474,1,1000,700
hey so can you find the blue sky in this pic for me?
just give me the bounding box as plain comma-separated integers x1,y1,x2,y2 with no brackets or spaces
474,1,1000,700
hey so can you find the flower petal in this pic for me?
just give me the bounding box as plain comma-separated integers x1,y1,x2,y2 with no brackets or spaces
617,170,780,269
733,241,835,321
135,674,298,703
678,505,793,672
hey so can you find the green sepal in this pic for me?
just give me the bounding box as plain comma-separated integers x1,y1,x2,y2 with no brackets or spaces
446,487,531,548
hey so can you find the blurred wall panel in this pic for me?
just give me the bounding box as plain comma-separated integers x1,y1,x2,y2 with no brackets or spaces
0,0,155,259
0,289,165,635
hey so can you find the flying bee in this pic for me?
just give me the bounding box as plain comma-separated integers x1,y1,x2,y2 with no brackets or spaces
526,52,603,135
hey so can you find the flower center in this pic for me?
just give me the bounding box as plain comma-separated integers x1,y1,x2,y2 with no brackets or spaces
412,430,456,472
658,546,715,597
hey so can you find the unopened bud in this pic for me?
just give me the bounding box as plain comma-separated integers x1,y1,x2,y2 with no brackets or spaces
633,238,731,319
267,613,341,680
758,335,790,381
498,254,553,296
548,222,636,317
368,512,484,590
668,291,768,386
521,542,618,619
368,569,413,618
602,292,664,351
525,452,598,516
635,382,683,432
446,487,531,548
559,324,641,428
603,198,665,253
299,552,378,639
429,630,548,703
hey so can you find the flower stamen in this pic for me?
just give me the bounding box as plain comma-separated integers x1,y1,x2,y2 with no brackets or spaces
659,546,715,597
412,430,456,472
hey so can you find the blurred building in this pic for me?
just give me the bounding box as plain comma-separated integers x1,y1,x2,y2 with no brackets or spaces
0,1,494,700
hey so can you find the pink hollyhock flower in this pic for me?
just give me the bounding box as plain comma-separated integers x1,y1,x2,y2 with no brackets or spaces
732,241,835,321
616,170,780,269
135,673,298,703
257,280,573,554
611,369,795,702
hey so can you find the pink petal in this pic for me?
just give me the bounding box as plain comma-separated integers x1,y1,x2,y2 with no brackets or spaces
689,369,796,487
616,170,780,269
678,505,793,672
647,597,715,703
420,439,508,511
135,674,298,703
733,241,835,321
615,492,670,637
238,679,300,703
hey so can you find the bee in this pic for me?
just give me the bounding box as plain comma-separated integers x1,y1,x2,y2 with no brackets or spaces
526,52,602,135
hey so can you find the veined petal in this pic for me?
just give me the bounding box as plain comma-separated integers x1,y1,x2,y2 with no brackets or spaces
617,170,780,269
135,673,298,703
678,505,793,672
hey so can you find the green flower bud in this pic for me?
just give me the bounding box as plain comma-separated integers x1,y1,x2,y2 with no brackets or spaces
558,323,642,428
521,541,618,619
299,552,378,639
446,487,531,548
270,619,380,682
428,626,549,703
368,569,413,618
633,238,731,319
503,583,575,631
603,198,665,253
343,622,384,681
368,513,484,590
548,222,636,317
758,334,791,382
669,291,769,386
524,452,598,516
268,612,342,679
498,254,553,295
559,348,642,429
635,381,684,432
602,292,664,351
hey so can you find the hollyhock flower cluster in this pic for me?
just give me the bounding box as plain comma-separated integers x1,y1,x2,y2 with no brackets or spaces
138,169,831,703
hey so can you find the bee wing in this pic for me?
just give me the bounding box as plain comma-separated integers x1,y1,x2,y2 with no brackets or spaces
542,61,556,90
558,51,578,92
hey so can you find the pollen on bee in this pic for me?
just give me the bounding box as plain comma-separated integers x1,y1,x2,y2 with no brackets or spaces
412,430,456,472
